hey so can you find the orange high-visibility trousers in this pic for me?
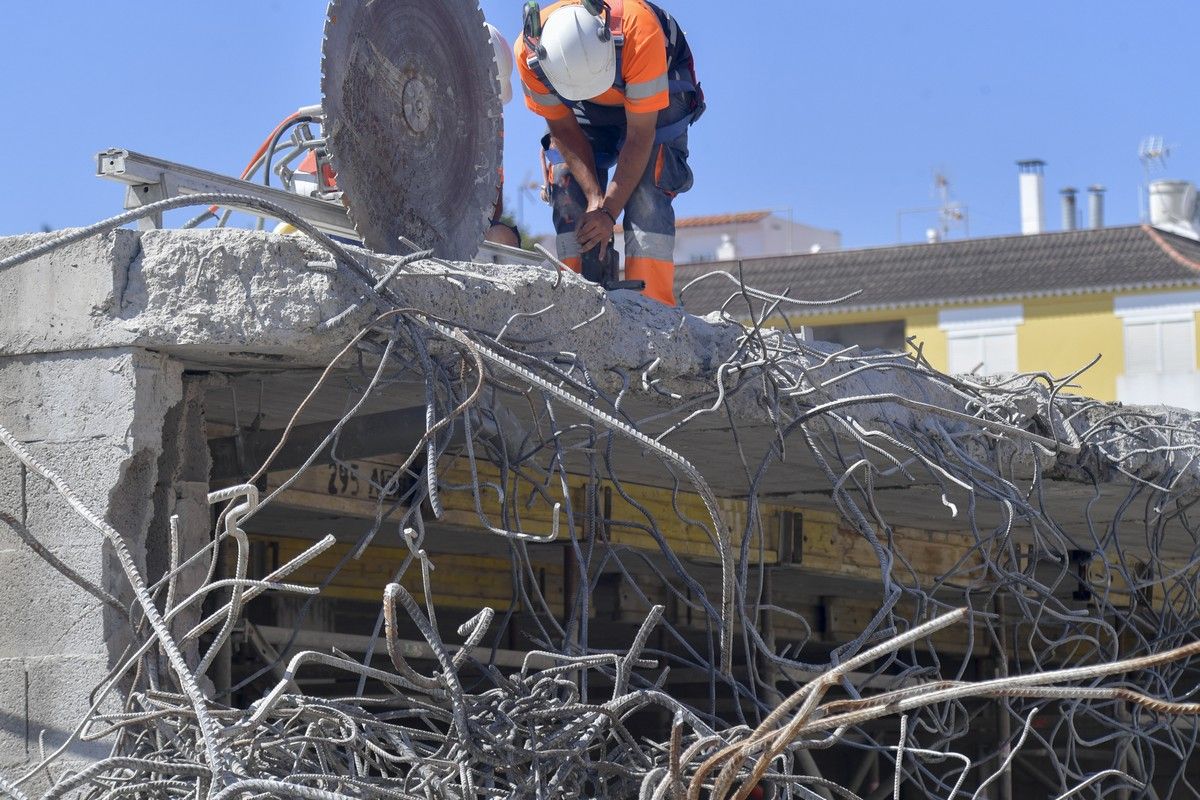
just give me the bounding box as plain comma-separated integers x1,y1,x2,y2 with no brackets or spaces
624,257,674,306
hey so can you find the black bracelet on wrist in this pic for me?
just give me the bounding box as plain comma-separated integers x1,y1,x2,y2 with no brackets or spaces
600,207,617,226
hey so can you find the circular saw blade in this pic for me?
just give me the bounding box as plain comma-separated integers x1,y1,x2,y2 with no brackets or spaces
322,0,503,260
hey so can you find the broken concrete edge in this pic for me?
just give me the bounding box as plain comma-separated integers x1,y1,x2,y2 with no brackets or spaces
1,227,1198,495
0,348,186,784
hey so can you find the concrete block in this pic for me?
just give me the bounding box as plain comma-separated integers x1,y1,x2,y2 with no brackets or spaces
119,229,371,360
0,449,23,535
0,544,106,659
0,229,140,356
17,440,134,548
0,349,180,448
0,656,114,790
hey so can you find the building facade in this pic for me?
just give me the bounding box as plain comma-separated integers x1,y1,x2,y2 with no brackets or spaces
678,224,1200,409
671,210,841,264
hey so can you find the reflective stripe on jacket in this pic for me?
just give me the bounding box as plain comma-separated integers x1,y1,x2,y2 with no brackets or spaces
515,0,696,120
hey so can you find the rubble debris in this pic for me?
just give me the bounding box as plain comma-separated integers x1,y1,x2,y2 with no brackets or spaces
2,198,1200,798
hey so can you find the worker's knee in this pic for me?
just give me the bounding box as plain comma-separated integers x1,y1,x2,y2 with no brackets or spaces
549,163,589,233
554,233,583,267
622,183,676,265
624,227,675,265
550,161,572,189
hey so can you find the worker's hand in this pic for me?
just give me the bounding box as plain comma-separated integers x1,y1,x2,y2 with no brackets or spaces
577,207,617,256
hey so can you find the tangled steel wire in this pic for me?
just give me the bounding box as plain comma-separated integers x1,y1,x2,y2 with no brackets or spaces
2,195,1200,798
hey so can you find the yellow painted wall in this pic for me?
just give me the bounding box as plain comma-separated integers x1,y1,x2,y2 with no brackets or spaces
785,289,1200,403
1017,294,1123,401
903,308,945,370
1195,309,1200,363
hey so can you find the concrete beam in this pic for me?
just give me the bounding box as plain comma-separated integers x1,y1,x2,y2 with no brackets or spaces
4,227,1196,500
250,624,558,672
0,228,747,399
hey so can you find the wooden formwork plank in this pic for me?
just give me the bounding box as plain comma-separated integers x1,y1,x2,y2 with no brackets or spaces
251,533,565,611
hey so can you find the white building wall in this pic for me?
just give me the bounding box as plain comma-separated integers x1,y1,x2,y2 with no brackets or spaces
673,215,841,264
1115,290,1200,411
676,225,765,264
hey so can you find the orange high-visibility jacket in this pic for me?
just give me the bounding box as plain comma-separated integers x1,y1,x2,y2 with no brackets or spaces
515,0,671,120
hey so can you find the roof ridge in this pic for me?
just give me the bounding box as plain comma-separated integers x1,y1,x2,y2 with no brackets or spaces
675,224,1148,271
1141,224,1200,274
676,209,771,219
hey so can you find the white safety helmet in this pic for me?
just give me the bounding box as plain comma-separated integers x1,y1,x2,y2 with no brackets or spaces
485,22,514,105
536,5,615,102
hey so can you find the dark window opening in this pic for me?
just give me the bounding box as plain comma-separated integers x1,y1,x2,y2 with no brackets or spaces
810,320,906,353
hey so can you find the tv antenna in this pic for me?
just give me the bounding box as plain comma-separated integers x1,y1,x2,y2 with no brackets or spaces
896,169,969,243
934,170,968,240
1139,135,1173,221
1139,135,1172,171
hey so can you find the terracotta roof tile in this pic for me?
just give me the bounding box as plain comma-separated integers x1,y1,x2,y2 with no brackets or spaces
674,211,772,229
616,210,772,234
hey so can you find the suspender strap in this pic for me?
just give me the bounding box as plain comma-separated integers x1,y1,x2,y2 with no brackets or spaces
653,115,691,145
528,0,703,137
609,0,625,43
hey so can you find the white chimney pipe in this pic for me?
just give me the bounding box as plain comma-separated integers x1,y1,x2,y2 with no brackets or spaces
1017,160,1046,235
1088,185,1106,230
1147,181,1193,227
1060,187,1078,231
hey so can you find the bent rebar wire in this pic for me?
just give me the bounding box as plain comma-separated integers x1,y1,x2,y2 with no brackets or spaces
2,203,1200,798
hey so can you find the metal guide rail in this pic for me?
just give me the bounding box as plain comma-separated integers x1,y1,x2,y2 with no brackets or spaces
94,147,544,265
96,148,360,237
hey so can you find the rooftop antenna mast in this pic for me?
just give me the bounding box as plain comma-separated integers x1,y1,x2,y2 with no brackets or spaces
934,169,968,240
895,169,970,243
1138,135,1172,221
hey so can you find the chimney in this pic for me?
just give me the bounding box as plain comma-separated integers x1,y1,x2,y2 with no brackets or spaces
1148,180,1200,239
1060,188,1078,231
1017,159,1046,235
1088,185,1106,229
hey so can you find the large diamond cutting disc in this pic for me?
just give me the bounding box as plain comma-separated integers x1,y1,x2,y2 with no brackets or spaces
322,0,503,260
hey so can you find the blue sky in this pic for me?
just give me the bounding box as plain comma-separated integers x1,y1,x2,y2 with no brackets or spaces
3,2,1198,247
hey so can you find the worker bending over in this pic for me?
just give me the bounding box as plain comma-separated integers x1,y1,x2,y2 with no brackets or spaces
516,0,703,305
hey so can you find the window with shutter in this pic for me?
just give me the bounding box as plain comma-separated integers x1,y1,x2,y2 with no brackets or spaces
1161,319,1195,373
948,335,985,374
1115,292,1200,409
983,332,1018,374
1123,321,1161,375
947,332,1018,375
939,305,1024,377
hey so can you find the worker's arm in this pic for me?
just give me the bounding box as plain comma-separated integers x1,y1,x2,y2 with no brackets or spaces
546,113,605,211
575,109,657,255
492,184,504,221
